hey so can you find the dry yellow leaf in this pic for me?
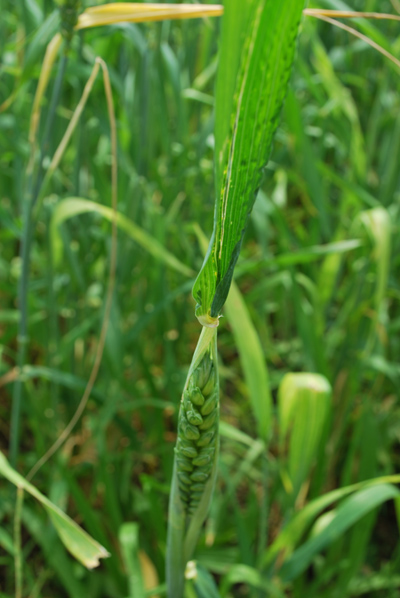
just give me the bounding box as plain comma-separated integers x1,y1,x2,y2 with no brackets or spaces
139,550,159,597
77,2,223,30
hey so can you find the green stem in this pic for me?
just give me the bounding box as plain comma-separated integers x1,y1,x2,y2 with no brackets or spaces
14,487,24,598
257,453,269,558
256,453,269,598
9,52,68,467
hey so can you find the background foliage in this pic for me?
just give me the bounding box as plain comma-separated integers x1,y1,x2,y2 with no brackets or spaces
1,0,400,596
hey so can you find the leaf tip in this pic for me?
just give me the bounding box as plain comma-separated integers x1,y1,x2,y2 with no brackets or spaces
85,545,111,569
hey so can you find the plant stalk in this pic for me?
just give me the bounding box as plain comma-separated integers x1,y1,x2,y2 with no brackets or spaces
10,52,68,466
14,487,24,598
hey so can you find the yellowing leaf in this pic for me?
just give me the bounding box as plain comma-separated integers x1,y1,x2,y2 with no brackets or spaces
76,3,223,30
139,550,160,596
29,33,63,146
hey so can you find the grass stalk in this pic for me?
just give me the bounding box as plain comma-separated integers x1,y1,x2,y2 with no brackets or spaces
34,58,104,215
304,9,400,21
27,57,118,481
306,13,400,70
257,453,269,561
14,487,24,598
9,52,68,467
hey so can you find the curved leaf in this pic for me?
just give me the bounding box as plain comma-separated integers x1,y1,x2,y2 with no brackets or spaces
264,475,400,568
280,483,400,581
0,452,109,569
51,197,193,276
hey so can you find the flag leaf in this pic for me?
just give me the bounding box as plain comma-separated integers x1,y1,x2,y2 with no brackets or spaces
193,0,306,325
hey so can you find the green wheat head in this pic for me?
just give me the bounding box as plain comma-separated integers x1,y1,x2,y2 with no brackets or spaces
175,348,219,518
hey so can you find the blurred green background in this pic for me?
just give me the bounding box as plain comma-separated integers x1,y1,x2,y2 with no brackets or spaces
1,0,400,596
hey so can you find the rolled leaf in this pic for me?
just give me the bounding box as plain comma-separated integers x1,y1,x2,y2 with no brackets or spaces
278,373,331,497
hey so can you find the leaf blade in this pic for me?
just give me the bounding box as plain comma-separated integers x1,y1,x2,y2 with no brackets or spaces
225,282,272,441
193,0,306,323
280,484,400,581
76,3,223,30
0,452,109,569
51,197,193,277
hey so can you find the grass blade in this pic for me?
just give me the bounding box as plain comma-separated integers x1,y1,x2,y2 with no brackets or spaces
0,452,109,569
192,563,221,598
263,475,400,568
225,282,272,442
51,197,193,277
119,523,146,598
280,484,400,581
29,33,63,148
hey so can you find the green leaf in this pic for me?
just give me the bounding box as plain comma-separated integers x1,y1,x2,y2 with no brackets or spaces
0,452,109,569
273,239,362,267
357,207,391,312
22,506,87,598
193,0,305,325
119,523,146,598
219,421,263,448
219,564,283,597
311,37,366,179
225,281,271,441
0,528,14,556
213,0,255,196
192,563,221,598
51,197,193,277
280,483,400,581
263,474,400,569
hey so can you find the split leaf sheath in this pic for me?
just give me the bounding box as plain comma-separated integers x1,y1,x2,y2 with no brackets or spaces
167,328,219,598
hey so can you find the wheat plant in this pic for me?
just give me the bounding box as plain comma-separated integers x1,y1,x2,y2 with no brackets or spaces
1,0,223,588
166,0,305,594
2,0,400,596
